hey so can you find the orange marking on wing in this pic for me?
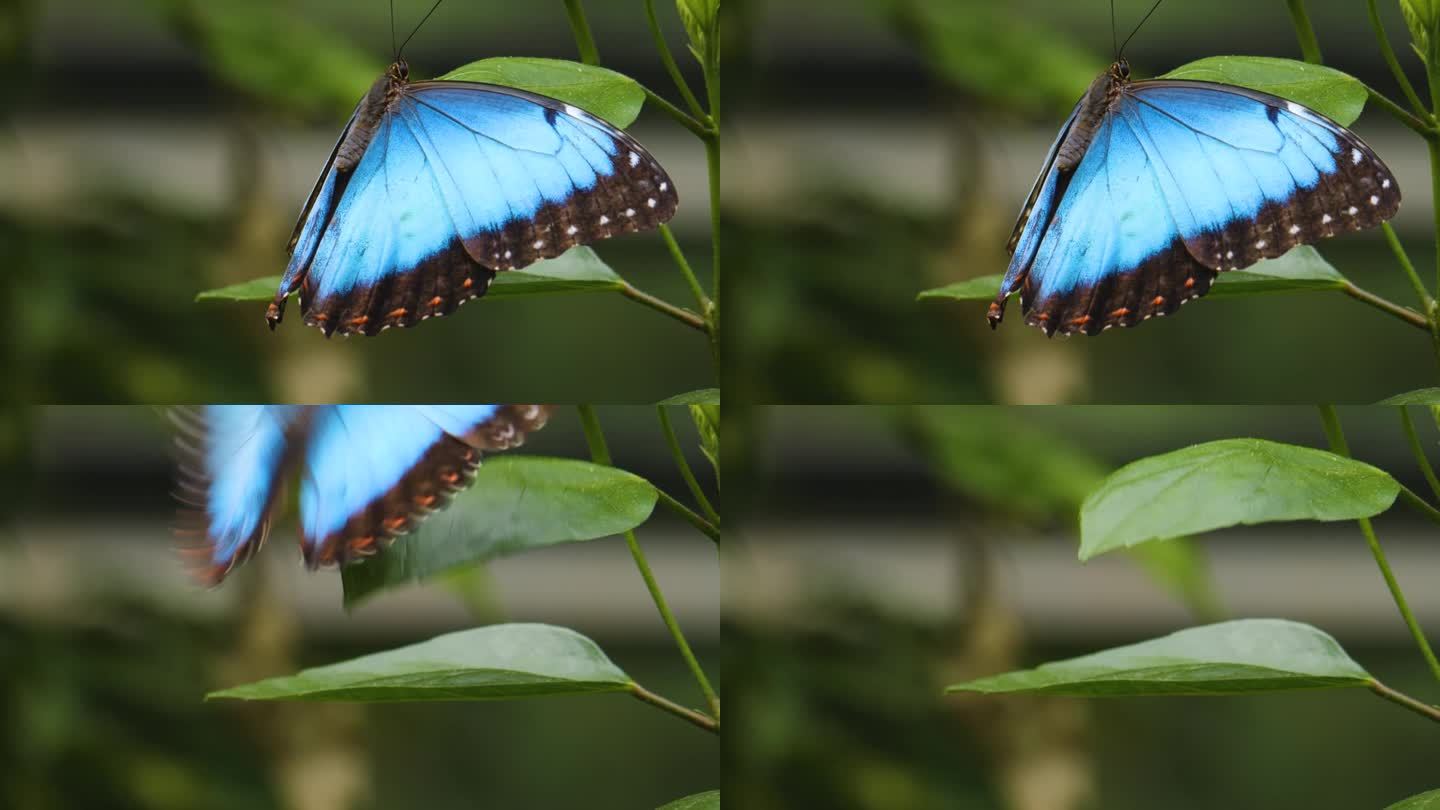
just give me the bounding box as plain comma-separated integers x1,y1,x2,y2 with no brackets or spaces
462,278,474,289
387,308,408,318
1070,315,1091,326
416,494,438,508
1035,313,1050,322
384,516,408,531
1110,307,1131,318
1184,277,1195,289
429,296,444,307
349,315,369,326
1151,296,1166,307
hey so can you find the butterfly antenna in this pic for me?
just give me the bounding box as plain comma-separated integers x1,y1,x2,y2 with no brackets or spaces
398,0,445,60
390,0,397,59
1110,0,1118,60
1118,0,1166,59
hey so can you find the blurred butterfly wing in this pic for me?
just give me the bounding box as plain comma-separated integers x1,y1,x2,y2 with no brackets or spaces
173,405,306,584
297,405,551,567
292,82,677,337
1005,100,1081,257
1007,81,1399,336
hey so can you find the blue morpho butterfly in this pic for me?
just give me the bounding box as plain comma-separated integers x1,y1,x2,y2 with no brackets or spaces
266,7,677,337
172,405,550,585
989,20,1400,336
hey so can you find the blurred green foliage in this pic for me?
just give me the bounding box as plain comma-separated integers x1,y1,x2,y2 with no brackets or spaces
0,600,277,810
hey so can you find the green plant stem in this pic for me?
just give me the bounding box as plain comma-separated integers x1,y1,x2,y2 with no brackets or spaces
643,0,710,122
641,85,713,138
562,0,601,66
705,135,721,311
1382,223,1435,312
1366,85,1436,137
1398,483,1440,525
1340,282,1430,331
1284,0,1322,64
1366,0,1433,118
1400,407,1440,503
1318,405,1440,682
630,682,719,733
1429,139,1440,303
1369,679,1440,724
660,224,711,313
618,282,706,331
655,487,720,542
576,406,721,722
657,405,721,526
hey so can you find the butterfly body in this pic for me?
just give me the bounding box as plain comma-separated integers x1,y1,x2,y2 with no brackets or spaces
174,404,550,584
991,59,1400,336
269,59,678,337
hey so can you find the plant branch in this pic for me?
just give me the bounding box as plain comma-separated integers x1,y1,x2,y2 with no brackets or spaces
1340,282,1430,331
656,487,720,542
1381,223,1435,312
642,85,713,139
1284,0,1322,64
643,0,710,122
562,0,601,66
1400,407,1440,503
1365,84,1436,137
1366,0,1432,118
705,135,721,310
630,683,719,733
1318,405,1440,682
576,406,721,722
1369,679,1440,724
1398,483,1440,525
658,405,721,526
618,283,707,331
660,224,712,314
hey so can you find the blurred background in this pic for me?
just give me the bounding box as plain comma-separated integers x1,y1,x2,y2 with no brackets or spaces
726,405,1440,809
0,405,718,810
2,0,714,403
726,0,1440,403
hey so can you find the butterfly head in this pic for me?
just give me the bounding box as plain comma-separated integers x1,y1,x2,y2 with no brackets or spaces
1111,59,1131,83
388,59,410,83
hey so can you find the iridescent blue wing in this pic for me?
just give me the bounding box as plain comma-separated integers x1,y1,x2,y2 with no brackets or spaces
995,81,1400,336
296,405,550,567
276,82,677,337
173,405,306,585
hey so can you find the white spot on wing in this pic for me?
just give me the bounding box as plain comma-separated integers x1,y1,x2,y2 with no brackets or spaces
1255,239,1267,249
1347,205,1358,215
1286,101,1303,114
566,225,579,235
659,181,668,192
1322,214,1332,224
629,151,640,167
1288,224,1301,235
1352,148,1363,165
625,208,636,217
647,198,657,208
1382,178,1392,189
599,215,610,225
1370,195,1380,205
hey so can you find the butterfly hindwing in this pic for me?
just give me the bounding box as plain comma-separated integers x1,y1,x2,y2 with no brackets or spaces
173,405,307,585
278,79,677,337
998,78,1400,336
297,405,551,567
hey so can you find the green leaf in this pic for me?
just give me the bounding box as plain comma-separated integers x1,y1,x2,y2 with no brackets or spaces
690,403,720,485
1388,789,1440,810
438,57,645,128
658,389,720,406
195,247,624,304
1161,56,1368,126
675,0,720,68
1080,438,1399,561
194,276,282,303
208,623,632,702
1203,246,1348,297
147,0,380,118
342,457,658,606
872,0,1101,116
1402,0,1439,64
1378,388,1440,405
917,248,1347,303
946,619,1371,696
916,275,1003,302
658,790,721,810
